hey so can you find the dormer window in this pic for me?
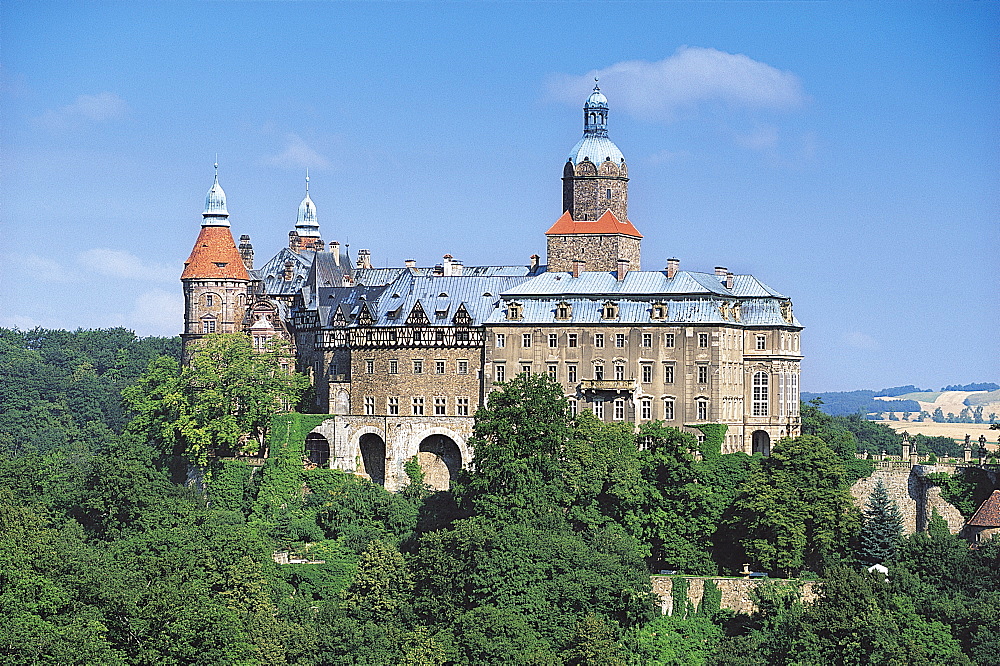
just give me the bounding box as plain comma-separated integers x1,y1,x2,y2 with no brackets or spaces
555,301,572,320
601,301,618,320
507,302,523,320
213,262,228,268
651,302,666,320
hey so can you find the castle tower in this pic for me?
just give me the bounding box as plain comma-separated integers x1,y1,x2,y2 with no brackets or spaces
180,164,251,357
546,83,642,273
289,172,325,253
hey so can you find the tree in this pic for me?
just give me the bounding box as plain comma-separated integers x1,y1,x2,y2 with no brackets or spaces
856,479,903,565
123,334,308,466
933,407,945,423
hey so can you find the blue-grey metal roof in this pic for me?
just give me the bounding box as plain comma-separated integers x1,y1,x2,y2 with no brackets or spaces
255,247,314,296
364,274,530,327
500,270,739,297
568,135,625,167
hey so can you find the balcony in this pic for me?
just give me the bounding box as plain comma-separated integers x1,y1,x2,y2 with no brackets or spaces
580,378,636,392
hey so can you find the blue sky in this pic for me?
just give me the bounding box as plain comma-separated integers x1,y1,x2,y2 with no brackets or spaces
1,1,996,391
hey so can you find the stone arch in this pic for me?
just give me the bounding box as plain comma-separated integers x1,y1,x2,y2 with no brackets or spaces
599,160,619,177
575,161,597,176
751,430,771,457
411,427,467,491
304,432,330,468
358,433,386,486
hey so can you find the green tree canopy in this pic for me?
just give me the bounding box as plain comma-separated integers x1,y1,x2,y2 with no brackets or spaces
856,479,904,565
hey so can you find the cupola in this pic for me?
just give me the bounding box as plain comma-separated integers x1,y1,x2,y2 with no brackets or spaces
295,172,321,238
202,162,230,227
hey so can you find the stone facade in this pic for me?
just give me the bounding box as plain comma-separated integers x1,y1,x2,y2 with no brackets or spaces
850,464,966,534
651,576,819,616
562,158,629,223
545,233,641,273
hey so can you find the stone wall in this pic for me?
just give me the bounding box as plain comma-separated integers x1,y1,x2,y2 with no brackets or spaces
546,235,641,273
850,464,965,534
651,576,819,616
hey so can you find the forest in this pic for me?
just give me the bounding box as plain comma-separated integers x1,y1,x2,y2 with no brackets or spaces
1,327,998,665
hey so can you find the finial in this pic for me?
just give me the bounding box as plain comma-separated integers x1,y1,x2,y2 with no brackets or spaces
594,77,600,90
305,168,310,193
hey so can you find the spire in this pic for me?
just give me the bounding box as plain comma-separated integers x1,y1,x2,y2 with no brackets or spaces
202,161,230,227
583,79,609,138
295,170,321,238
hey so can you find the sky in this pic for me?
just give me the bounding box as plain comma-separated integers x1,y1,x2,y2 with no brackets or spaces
1,1,996,392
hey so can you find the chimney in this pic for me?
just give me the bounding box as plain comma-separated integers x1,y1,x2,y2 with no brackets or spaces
238,234,254,270
725,271,734,290
452,261,463,276
288,230,300,253
283,259,294,281
572,259,586,279
617,258,629,281
404,259,416,269
666,258,680,279
330,241,340,266
529,254,540,273
715,266,727,277
443,254,454,276
433,264,444,276
356,249,372,269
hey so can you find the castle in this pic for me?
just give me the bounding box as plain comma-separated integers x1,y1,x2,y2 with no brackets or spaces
181,85,803,490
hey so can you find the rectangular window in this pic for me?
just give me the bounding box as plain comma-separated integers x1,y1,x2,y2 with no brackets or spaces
641,398,652,420
412,397,425,415
615,333,626,348
434,397,447,415
641,364,653,383
521,364,532,375
698,365,709,383
698,333,709,348
522,333,532,348
435,360,446,374
413,359,423,374
663,364,675,384
594,364,604,380
664,333,675,348
663,399,675,420
567,364,578,383
413,330,422,342
364,396,375,415
752,372,769,417
202,320,216,334
594,333,604,348
388,397,399,415
568,333,578,348
435,331,445,342
547,364,558,380
548,333,558,348
389,359,398,374
614,364,625,381
641,333,652,348
613,399,625,421
365,359,374,374
568,399,578,417
756,335,766,350
697,400,708,420
496,334,506,348
456,397,470,416
495,364,505,383
593,398,604,419
457,359,469,375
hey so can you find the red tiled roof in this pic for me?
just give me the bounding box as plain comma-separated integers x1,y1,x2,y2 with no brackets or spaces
544,209,643,238
181,226,251,280
967,489,1000,527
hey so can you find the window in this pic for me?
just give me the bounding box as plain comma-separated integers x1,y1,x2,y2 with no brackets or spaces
594,364,604,380
495,364,505,382
547,364,558,380
414,330,423,343
641,398,652,420
364,396,375,415
389,359,398,374
613,399,626,421
698,333,709,348
594,333,604,348
568,398,578,417
568,333,578,348
456,397,470,416
556,302,571,319
641,333,652,348
205,294,214,306
388,397,399,415
663,399,675,420
434,397,447,415
496,334,506,348
593,398,604,419
664,333,675,348
652,303,666,319
548,333,558,348
615,333,626,348
752,372,769,416
201,319,216,334
522,333,532,348
456,330,470,342
641,364,653,383
756,335,766,350
697,400,708,420
614,364,625,381
663,364,675,384
366,359,374,374
412,359,423,374
521,364,532,375
567,364,578,383
507,303,523,320
457,359,469,375
698,365,709,384
602,302,618,319
435,360,446,374
605,188,612,200
412,397,425,415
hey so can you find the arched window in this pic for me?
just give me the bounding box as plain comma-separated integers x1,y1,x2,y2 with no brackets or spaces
752,371,769,417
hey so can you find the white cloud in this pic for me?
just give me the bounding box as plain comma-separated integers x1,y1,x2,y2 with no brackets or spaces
6,254,74,282
77,248,177,283
35,92,127,130
844,331,878,350
129,289,184,336
0,314,50,330
548,47,805,122
734,125,780,151
263,133,331,169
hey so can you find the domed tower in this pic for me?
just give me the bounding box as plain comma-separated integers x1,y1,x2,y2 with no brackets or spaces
546,83,642,273
180,164,251,357
288,172,325,253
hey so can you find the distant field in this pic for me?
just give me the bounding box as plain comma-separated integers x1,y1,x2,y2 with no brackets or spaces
875,390,1000,416
893,391,944,402
878,420,1000,449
